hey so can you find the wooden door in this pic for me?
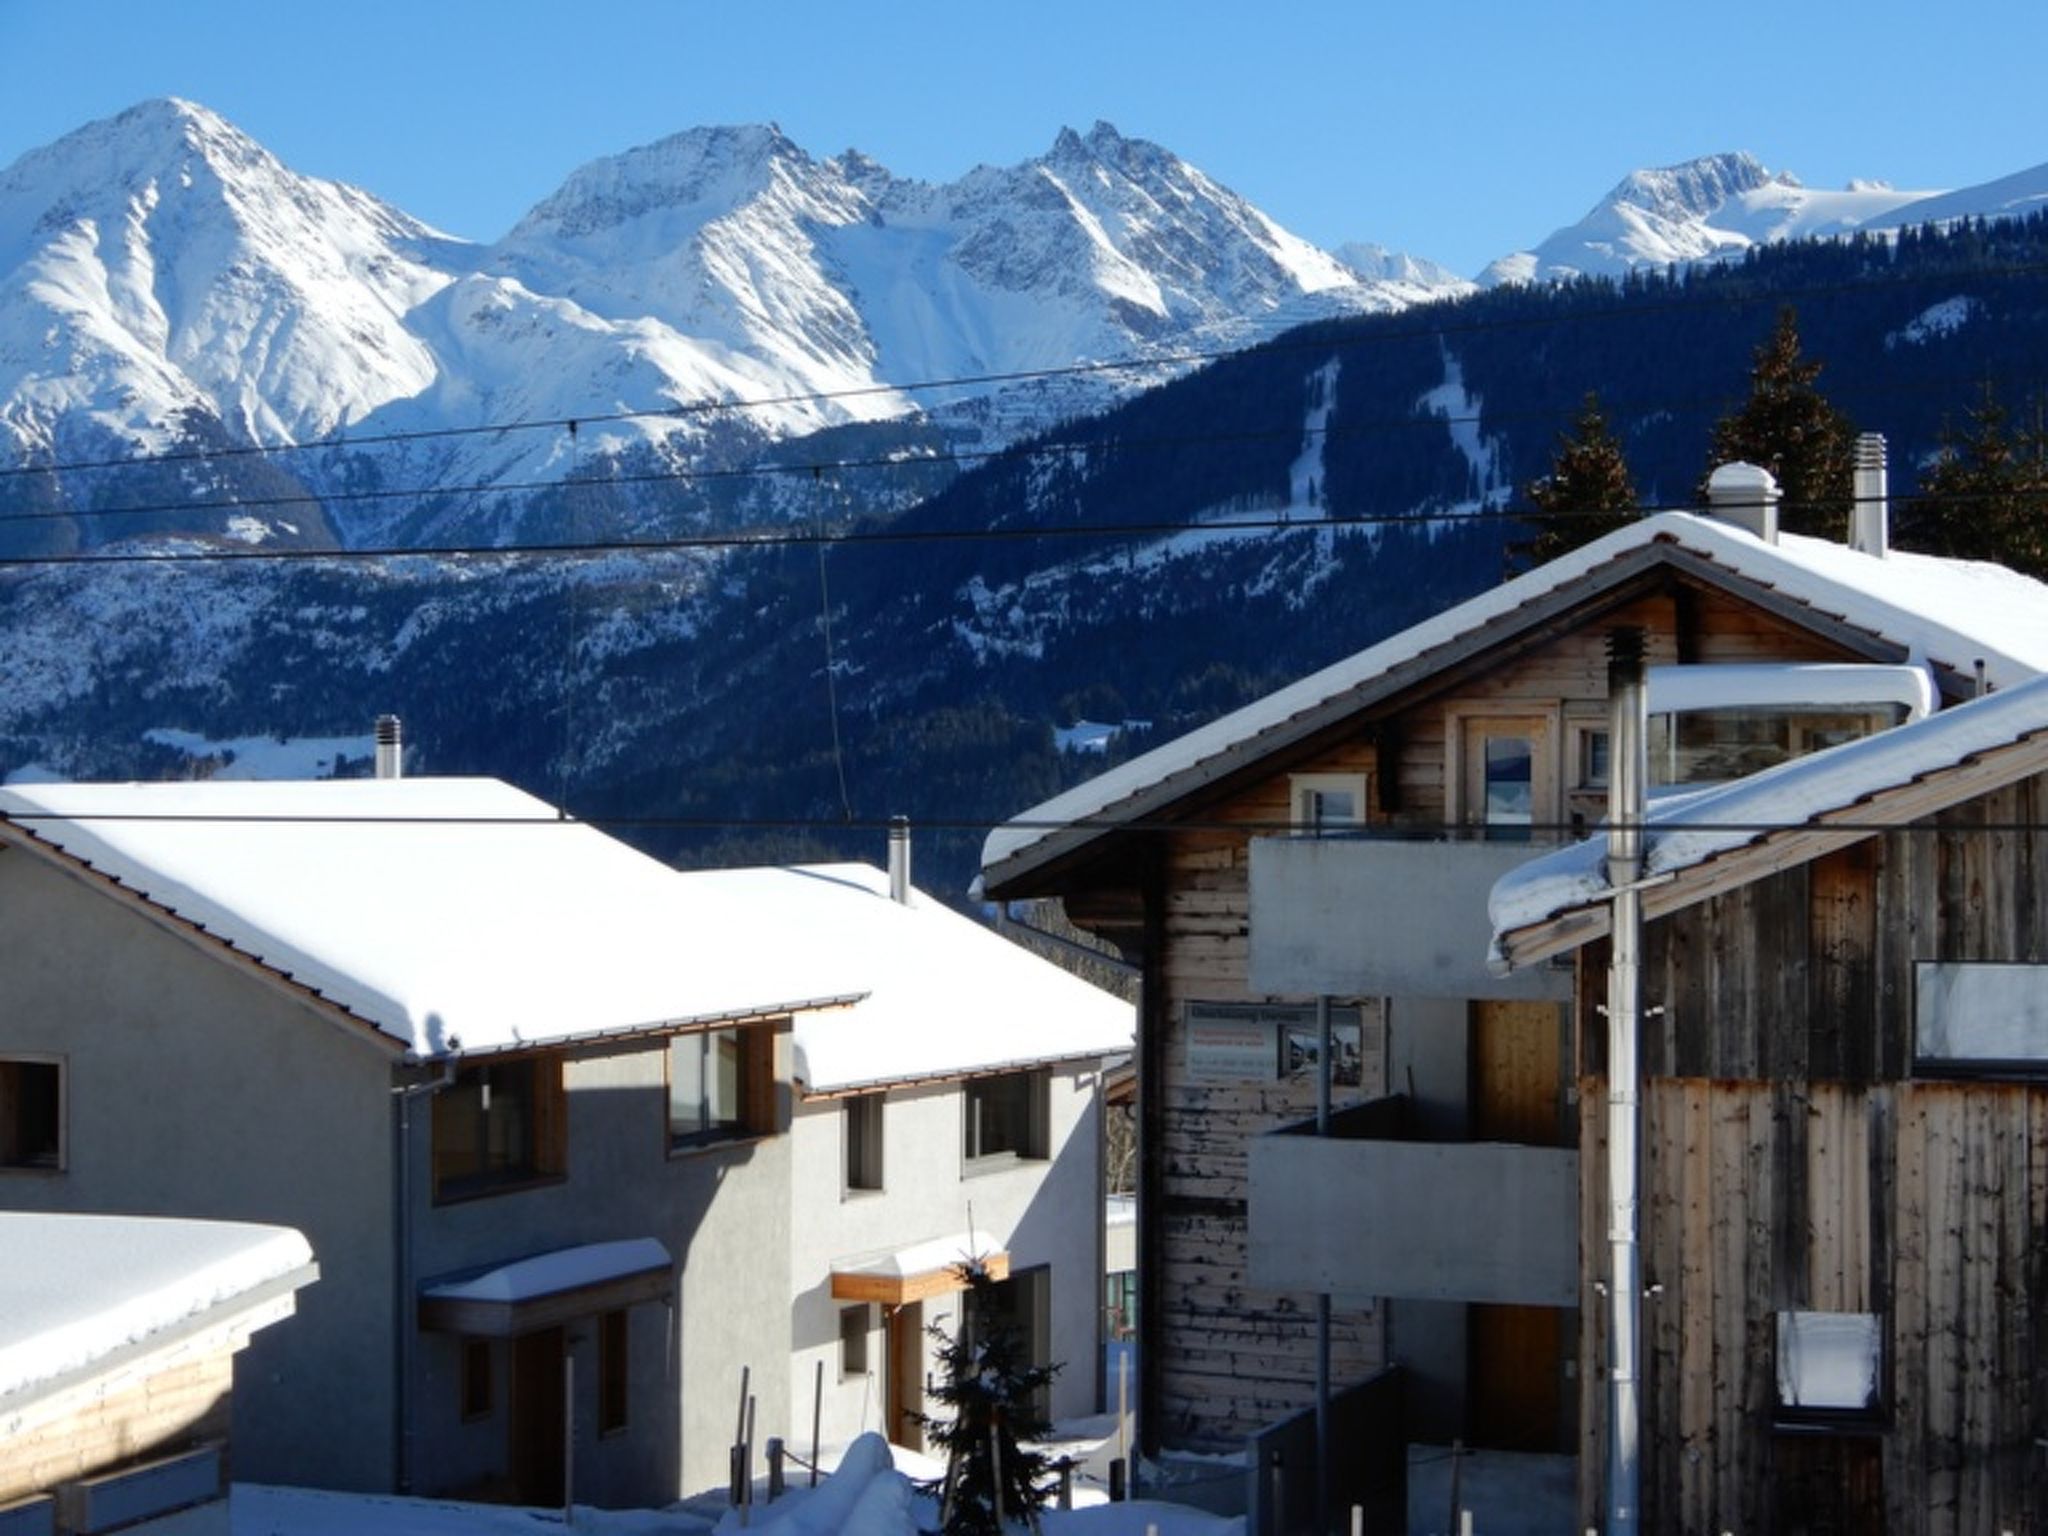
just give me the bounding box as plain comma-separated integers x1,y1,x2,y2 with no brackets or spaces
1471,999,1567,1147
510,1326,566,1506
1458,715,1555,840
887,1302,924,1452
1469,1000,1571,1451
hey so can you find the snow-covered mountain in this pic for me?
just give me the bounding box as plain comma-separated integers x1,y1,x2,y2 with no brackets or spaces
1475,150,2048,286
0,101,1462,548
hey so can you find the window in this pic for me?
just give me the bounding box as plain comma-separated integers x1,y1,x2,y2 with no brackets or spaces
460,1339,494,1422
0,1057,62,1171
598,1309,629,1436
845,1092,884,1193
1572,724,1611,791
964,1070,1048,1164
431,1057,564,1201
1289,773,1367,836
1185,1003,1366,1087
1649,705,1904,787
1104,1271,1136,1341
1914,962,2048,1073
839,1304,870,1380
1776,1311,1883,1423
668,1024,775,1148
1456,715,1554,842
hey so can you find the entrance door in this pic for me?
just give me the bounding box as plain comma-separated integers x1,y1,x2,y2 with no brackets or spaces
510,1326,566,1506
887,1302,924,1452
1468,1000,1571,1451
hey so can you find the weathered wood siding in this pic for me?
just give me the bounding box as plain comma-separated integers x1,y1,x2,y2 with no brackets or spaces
1150,761,1389,1449
1573,768,2048,1533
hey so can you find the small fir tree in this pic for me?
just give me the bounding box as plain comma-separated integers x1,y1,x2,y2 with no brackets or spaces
922,1260,1059,1536
1705,306,1857,539
1516,392,1640,567
1907,383,2048,579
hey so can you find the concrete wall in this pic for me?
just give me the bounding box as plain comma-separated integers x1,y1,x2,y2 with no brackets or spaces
1246,1132,1579,1306
1248,839,1572,1002
407,1032,797,1503
0,847,397,1492
784,1062,1106,1460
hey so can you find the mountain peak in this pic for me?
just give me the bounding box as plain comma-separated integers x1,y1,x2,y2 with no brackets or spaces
509,122,813,240
1608,151,1773,218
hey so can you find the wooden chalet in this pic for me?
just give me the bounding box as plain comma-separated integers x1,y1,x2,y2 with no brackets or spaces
979,471,2048,1532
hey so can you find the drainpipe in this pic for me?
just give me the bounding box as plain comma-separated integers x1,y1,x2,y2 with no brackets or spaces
1314,996,1332,1536
376,715,404,780
391,1060,454,1492
1604,629,1648,1536
1851,435,1889,557
888,816,911,904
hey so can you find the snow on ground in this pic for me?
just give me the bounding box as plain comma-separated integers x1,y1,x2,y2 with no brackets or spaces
232,1430,1238,1536
143,727,373,779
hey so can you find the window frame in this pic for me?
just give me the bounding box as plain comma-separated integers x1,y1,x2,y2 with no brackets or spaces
1288,772,1369,836
0,1054,65,1173
1447,709,1558,842
430,1055,566,1204
1774,1309,1887,1429
844,1091,885,1195
963,1069,1050,1169
839,1304,871,1382
667,1022,778,1154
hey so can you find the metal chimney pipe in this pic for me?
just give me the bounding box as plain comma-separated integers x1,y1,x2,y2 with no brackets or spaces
887,816,911,904
1603,628,1647,1536
1705,461,1781,543
375,715,404,780
1851,434,1889,557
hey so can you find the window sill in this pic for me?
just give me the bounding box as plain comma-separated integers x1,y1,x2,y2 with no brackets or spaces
842,1185,885,1202
962,1152,1047,1179
432,1172,567,1207
0,1163,65,1176
667,1129,774,1161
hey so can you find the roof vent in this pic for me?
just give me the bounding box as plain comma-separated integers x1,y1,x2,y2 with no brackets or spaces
1851,433,1889,557
375,715,403,780
1706,462,1781,543
888,816,911,905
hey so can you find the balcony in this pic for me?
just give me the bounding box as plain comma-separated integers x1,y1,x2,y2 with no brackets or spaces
1246,1097,1578,1307
1247,835,1571,1001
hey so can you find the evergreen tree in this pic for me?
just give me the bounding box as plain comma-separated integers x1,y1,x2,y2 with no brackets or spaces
922,1260,1060,1536
1705,306,1856,539
1907,384,2048,578
1516,392,1640,567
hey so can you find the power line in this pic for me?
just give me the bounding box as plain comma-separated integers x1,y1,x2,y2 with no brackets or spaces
11,360,2046,533
0,486,2036,572
8,248,2048,485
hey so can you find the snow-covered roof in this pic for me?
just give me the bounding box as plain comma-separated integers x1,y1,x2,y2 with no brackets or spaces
420,1239,671,1305
981,512,2048,891
677,863,1133,1094
0,1212,315,1405
0,778,869,1059
1488,673,2048,961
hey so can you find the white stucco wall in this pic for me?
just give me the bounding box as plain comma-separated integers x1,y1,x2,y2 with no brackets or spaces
784,1062,1106,1461
0,848,397,1492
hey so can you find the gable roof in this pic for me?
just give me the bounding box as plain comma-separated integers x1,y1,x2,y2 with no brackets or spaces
980,512,2048,895
682,863,1134,1094
1488,673,2048,969
0,778,868,1059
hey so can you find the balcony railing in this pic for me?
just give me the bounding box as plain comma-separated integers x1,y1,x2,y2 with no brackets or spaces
1246,1095,1578,1307
1247,834,1574,1001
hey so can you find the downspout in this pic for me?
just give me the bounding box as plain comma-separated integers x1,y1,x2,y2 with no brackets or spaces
392,1060,454,1493
1604,629,1648,1536
1314,996,1332,1536
993,903,1141,980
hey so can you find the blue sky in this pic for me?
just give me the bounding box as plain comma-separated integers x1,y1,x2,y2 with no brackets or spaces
2,0,2042,278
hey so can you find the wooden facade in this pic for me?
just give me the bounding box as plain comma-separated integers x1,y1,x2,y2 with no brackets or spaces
1024,551,1939,1466
1573,770,2048,1534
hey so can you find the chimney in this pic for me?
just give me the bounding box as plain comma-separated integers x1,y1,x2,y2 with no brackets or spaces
1851,433,1889,557
1705,461,1781,542
887,816,911,904
375,715,403,780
